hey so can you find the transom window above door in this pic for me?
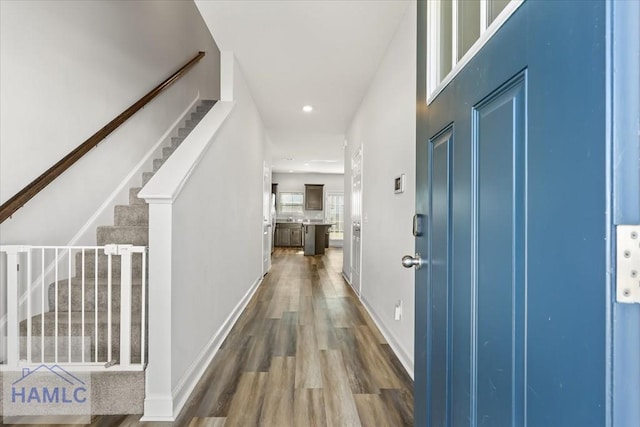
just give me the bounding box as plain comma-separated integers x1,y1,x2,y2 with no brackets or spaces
427,0,525,103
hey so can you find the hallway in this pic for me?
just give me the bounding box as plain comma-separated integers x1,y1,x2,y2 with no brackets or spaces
81,248,413,426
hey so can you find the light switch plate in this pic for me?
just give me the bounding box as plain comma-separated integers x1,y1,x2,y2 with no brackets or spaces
616,225,640,304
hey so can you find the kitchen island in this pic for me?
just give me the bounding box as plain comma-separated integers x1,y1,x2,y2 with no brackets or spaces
302,223,333,256
274,221,333,255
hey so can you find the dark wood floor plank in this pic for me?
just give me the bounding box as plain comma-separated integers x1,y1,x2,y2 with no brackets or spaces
354,302,388,345
243,319,278,372
260,356,296,426
327,297,367,328
294,388,327,427
353,325,405,390
334,328,379,394
380,344,414,393
319,349,362,427
224,372,268,426
191,345,250,418
379,388,414,426
296,324,323,388
188,417,227,427
298,295,315,326
313,306,339,350
354,394,394,427
274,311,298,357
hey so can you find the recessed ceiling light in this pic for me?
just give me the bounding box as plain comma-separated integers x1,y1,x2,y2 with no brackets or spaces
302,105,313,113
288,170,294,173
304,163,310,166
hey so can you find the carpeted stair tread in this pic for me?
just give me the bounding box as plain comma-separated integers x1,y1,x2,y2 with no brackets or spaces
114,204,148,226
162,146,176,158
153,158,165,172
129,187,146,205
49,276,144,312
75,250,146,278
142,171,154,186
96,225,148,246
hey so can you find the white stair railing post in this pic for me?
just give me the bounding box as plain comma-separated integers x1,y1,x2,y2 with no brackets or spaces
119,244,133,368
5,246,22,368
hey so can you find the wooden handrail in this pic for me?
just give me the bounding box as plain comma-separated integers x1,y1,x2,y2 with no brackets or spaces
0,51,206,224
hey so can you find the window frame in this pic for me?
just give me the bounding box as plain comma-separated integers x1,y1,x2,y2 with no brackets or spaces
325,192,345,232
278,192,304,215
426,0,525,104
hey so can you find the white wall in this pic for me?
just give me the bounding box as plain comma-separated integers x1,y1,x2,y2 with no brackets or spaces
0,0,220,246
272,172,344,221
343,1,416,375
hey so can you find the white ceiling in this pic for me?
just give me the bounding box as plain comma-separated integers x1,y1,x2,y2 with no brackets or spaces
195,0,409,174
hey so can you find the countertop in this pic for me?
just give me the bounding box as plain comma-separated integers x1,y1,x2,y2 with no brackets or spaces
276,221,333,226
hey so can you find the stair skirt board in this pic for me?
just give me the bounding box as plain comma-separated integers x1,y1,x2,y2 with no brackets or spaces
141,275,263,422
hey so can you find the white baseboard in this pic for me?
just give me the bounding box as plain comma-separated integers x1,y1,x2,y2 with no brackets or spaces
360,296,414,379
141,395,174,422
168,275,263,420
0,94,201,336
342,271,351,285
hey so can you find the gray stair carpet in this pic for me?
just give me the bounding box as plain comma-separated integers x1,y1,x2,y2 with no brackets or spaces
13,99,217,415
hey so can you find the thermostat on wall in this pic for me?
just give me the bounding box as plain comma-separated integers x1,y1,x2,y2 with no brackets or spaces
394,174,405,194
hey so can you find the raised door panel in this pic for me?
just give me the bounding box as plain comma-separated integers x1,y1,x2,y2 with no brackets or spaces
428,128,453,426
474,75,526,426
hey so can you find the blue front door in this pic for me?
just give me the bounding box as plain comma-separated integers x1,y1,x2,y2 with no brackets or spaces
414,1,632,425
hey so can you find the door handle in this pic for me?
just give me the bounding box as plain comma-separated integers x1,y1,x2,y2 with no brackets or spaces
402,253,424,270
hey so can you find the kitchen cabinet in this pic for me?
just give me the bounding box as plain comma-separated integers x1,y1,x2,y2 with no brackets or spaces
275,223,303,247
305,184,324,211
290,228,303,247
275,227,291,246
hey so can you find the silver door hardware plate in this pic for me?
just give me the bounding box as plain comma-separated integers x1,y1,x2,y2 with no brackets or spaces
616,225,640,304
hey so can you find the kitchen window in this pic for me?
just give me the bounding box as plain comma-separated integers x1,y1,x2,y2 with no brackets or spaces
279,192,304,215
326,193,344,241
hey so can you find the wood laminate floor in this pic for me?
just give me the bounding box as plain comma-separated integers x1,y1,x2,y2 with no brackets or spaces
6,248,414,426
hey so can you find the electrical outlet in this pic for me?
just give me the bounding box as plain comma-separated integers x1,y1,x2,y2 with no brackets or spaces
394,300,403,321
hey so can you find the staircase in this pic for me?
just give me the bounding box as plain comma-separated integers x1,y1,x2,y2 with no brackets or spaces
13,99,216,414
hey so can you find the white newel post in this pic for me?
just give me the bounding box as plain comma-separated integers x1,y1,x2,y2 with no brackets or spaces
4,246,21,368
140,201,175,421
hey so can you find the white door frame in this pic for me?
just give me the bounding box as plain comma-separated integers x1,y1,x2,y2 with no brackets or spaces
262,161,272,275
350,146,363,295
